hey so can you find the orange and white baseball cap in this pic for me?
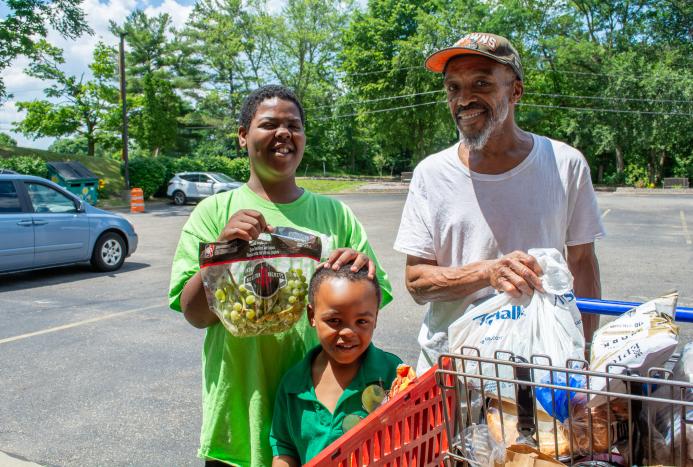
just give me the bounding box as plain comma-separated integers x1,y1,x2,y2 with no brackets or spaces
425,33,523,80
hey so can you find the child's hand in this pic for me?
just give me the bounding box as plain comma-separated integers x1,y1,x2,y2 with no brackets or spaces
217,209,274,242
322,248,376,279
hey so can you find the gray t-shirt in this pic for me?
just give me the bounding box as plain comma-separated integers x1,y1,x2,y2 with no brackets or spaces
394,133,605,373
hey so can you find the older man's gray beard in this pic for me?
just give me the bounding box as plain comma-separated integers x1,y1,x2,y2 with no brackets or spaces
458,99,509,150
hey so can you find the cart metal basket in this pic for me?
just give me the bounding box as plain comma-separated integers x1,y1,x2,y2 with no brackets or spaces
437,346,693,465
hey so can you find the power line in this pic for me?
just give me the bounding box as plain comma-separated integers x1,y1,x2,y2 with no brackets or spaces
304,89,442,111
335,63,693,81
518,102,693,116
312,99,447,120
312,99,693,120
307,88,693,115
341,65,422,77
525,92,693,105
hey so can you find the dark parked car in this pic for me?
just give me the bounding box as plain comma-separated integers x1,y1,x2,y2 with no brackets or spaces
0,174,138,274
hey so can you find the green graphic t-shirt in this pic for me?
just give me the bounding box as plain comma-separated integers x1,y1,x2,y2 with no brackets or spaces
168,184,392,466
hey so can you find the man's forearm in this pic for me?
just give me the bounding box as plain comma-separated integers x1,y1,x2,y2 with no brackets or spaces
180,271,219,328
567,244,601,344
406,260,493,304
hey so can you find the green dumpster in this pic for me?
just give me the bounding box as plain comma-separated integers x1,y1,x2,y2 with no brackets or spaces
46,161,99,205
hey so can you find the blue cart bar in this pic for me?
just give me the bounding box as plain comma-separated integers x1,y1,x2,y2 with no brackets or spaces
577,298,693,323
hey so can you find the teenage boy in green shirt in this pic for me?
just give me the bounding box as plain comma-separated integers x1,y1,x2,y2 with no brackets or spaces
270,265,402,466
168,85,392,467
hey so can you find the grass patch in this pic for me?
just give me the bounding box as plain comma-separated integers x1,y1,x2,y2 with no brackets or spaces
297,178,365,193
0,145,124,197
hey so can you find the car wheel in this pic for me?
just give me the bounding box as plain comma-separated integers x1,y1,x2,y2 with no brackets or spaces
173,190,187,205
91,232,126,272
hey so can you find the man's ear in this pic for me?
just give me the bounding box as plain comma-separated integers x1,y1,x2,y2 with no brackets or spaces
238,126,248,149
307,304,315,327
511,79,524,103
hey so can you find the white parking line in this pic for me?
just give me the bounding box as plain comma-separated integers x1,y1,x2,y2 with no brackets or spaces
682,210,692,245
601,208,611,219
0,303,163,345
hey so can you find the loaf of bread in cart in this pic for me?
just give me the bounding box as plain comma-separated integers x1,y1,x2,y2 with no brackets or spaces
486,399,571,458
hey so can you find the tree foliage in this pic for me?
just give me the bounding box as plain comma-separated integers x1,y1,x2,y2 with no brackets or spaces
0,0,92,101
11,0,693,186
0,132,18,146
14,42,119,156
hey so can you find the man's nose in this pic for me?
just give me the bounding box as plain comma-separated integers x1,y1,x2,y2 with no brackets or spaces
449,85,476,108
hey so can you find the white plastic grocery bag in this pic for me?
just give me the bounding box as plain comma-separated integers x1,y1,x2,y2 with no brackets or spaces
448,248,585,399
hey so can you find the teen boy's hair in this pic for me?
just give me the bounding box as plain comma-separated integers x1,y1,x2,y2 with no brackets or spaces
308,265,382,308
238,84,305,129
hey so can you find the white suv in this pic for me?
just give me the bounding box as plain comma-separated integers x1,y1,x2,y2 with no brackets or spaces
167,172,243,205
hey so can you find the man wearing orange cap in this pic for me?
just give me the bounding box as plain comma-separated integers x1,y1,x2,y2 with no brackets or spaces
394,33,605,373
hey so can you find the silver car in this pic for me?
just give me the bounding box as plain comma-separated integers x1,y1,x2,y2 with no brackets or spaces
0,174,138,274
166,172,243,205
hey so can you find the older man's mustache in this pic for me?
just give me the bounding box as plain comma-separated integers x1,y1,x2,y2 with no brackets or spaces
455,103,489,118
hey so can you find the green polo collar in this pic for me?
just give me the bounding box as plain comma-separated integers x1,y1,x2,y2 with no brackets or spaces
284,344,387,403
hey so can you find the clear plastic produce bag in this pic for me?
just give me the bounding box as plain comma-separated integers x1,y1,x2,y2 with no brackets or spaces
199,227,322,337
458,424,506,467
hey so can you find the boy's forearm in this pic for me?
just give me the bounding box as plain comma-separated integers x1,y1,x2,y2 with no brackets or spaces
180,271,219,328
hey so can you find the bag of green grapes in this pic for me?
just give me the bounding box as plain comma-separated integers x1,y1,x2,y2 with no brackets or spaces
199,227,322,337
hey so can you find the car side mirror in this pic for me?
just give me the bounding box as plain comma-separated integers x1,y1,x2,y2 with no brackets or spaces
76,200,86,212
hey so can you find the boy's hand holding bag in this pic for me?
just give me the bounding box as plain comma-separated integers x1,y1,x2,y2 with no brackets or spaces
448,248,585,400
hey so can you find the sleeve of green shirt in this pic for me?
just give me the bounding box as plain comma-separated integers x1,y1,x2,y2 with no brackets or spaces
269,384,299,459
341,203,393,309
168,196,222,312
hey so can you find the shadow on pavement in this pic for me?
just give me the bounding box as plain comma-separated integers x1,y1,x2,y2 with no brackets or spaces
0,262,151,292
151,209,194,217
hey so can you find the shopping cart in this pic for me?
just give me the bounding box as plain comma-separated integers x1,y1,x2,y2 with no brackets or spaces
435,299,693,466
306,299,693,467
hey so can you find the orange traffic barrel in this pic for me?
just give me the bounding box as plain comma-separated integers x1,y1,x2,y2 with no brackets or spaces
130,187,145,213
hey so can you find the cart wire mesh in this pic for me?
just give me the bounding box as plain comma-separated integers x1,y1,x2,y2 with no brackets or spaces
436,348,693,466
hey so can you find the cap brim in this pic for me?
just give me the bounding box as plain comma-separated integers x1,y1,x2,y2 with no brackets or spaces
425,47,514,74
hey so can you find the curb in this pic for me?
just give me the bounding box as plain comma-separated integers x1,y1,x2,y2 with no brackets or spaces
613,187,693,195
0,452,42,467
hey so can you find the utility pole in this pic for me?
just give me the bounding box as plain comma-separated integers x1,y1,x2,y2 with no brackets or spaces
119,32,130,190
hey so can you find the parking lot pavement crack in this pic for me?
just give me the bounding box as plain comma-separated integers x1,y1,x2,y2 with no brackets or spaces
0,303,163,345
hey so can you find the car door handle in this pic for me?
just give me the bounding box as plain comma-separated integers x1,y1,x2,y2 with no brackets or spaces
32,220,48,226
16,219,34,226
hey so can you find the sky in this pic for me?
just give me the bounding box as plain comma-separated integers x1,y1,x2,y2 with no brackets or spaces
0,0,285,150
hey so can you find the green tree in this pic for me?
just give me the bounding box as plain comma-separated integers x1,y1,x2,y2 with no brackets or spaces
340,0,451,168
0,132,17,146
14,42,120,156
110,10,195,156
129,73,182,156
182,0,259,158
0,0,92,100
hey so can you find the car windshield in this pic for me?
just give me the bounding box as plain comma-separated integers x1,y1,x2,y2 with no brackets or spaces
211,173,237,183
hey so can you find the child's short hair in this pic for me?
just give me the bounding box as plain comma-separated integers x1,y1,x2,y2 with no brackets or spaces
238,84,305,130
308,265,381,308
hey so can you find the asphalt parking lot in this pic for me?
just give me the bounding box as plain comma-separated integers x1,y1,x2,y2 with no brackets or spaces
1,192,692,466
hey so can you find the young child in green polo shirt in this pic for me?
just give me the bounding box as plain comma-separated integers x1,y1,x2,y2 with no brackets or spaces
269,265,402,466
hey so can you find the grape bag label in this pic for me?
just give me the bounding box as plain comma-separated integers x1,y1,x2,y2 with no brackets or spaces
244,262,287,298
